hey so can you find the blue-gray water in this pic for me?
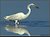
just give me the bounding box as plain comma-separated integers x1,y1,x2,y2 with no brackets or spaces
0,0,49,36
0,21,49,36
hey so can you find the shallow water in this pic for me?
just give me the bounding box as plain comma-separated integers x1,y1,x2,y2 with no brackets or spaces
0,21,49,36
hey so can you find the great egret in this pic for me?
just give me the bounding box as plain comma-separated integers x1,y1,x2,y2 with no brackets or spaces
4,3,39,27
5,25,31,36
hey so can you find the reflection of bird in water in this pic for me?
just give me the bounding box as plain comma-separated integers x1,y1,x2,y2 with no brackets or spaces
5,25,31,36
4,3,39,27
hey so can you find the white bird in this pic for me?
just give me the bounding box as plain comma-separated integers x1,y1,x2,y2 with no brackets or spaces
4,3,39,27
4,25,31,36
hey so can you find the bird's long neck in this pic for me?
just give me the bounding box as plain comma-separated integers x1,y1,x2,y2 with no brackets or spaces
25,4,31,18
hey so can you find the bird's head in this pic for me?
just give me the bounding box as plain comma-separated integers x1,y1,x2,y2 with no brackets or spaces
29,3,39,9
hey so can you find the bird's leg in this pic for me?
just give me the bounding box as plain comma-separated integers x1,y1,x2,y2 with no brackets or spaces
15,20,18,27
17,20,19,24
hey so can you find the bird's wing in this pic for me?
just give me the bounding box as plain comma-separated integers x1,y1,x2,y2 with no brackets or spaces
9,13,17,17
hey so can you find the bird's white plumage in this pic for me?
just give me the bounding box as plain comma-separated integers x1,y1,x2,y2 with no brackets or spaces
4,3,36,27
4,12,26,20
4,3,36,21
